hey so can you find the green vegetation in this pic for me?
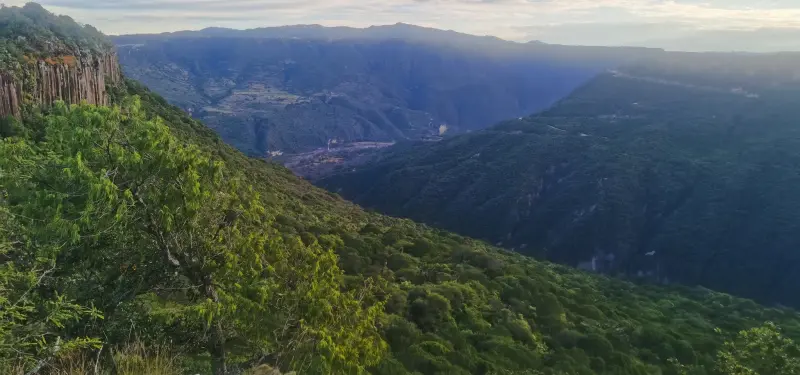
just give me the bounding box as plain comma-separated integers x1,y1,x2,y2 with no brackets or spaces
2,81,800,373
716,323,800,375
0,97,384,374
0,3,111,71
0,204,102,371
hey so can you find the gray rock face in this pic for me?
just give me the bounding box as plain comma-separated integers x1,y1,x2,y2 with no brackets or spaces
0,53,122,118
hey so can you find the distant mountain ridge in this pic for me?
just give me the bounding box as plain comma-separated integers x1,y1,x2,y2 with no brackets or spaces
113,23,661,155
116,23,664,65
636,27,800,53
116,23,509,46
122,23,800,53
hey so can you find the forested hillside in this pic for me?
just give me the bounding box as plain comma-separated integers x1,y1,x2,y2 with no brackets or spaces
3,3,800,375
320,54,800,309
113,26,657,155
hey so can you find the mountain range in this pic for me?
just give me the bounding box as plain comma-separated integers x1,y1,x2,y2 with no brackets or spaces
525,24,800,53
640,28,800,53
115,18,800,310
321,51,800,308
113,25,661,155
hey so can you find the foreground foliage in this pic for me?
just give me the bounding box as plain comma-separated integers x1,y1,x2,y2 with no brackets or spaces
0,99,384,374
2,77,800,373
717,323,800,375
0,206,101,371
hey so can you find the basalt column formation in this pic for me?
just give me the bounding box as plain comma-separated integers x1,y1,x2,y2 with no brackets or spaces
0,53,122,117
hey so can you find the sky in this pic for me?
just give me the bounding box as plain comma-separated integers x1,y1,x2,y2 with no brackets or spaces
8,0,800,51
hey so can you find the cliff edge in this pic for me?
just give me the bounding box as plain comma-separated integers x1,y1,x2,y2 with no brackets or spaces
0,3,121,117
0,53,121,117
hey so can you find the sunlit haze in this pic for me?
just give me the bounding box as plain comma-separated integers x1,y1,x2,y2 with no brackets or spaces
8,1,800,51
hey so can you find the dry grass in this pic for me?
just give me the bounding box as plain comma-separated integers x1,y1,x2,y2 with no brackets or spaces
43,55,77,66
4,342,183,375
49,353,94,375
242,364,299,375
0,363,26,375
112,341,181,375
242,364,282,375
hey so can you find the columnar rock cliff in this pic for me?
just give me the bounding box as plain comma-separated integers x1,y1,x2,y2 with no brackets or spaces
0,53,122,118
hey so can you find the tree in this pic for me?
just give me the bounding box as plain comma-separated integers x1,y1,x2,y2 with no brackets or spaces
716,322,800,375
0,100,386,373
0,195,101,372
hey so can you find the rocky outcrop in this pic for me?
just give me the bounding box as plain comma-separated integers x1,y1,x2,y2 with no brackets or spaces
0,53,122,118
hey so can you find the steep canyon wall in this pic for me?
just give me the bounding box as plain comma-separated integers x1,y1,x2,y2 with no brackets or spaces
0,53,122,117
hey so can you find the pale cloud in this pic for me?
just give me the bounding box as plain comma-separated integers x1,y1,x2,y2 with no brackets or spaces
6,0,800,50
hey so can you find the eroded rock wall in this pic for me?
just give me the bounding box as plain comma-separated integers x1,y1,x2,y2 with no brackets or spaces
0,53,122,118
